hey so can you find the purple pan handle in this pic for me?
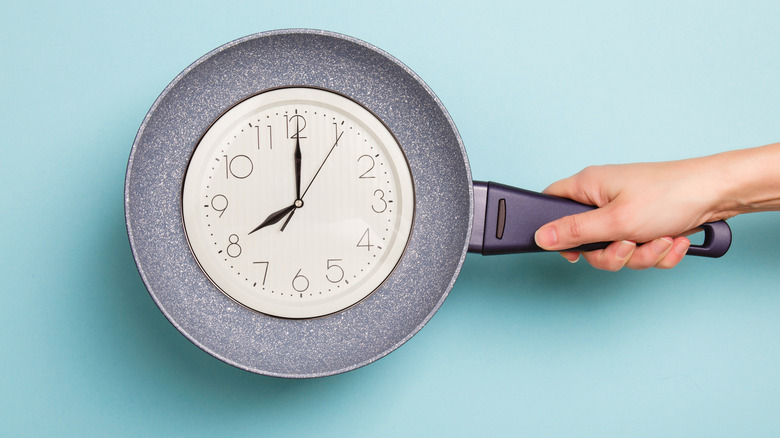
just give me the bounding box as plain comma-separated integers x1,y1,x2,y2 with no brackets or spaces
469,181,731,258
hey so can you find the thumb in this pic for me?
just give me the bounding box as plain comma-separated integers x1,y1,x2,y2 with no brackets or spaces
534,207,619,251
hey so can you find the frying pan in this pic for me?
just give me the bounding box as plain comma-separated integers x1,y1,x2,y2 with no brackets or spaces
125,29,731,378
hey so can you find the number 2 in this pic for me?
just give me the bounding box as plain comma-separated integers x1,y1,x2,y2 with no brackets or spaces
286,114,306,139
357,155,375,179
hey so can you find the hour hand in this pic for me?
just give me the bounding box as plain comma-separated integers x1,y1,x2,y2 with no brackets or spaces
248,204,295,234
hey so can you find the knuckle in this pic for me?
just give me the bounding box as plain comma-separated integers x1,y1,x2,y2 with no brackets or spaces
626,258,652,271
566,215,583,240
625,248,652,270
656,253,683,270
584,251,625,272
599,263,623,272
578,165,600,180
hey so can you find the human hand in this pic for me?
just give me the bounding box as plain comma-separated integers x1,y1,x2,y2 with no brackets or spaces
533,159,731,270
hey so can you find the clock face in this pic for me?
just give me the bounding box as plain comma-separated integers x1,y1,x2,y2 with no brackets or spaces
182,87,415,319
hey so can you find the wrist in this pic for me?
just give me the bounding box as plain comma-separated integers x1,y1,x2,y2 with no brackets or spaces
706,143,780,218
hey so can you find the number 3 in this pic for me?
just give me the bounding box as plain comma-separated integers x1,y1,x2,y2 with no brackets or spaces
372,189,387,213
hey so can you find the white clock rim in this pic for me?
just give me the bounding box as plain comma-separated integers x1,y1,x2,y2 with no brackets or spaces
181,87,416,319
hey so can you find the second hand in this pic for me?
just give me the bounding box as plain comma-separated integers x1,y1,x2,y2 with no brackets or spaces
301,130,344,199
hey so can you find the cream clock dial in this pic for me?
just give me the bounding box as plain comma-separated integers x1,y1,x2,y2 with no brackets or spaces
182,87,415,319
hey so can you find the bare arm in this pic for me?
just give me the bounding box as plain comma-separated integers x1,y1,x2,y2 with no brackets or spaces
534,143,780,271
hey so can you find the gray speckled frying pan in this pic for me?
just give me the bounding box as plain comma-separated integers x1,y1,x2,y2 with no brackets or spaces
125,29,731,378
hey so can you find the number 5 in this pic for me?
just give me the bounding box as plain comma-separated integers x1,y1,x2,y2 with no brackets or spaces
326,259,344,283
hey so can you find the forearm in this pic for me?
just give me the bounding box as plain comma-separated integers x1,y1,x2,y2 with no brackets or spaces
706,143,780,218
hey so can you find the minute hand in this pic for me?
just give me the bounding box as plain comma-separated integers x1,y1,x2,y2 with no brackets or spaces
294,121,302,199
278,129,303,233
301,130,344,198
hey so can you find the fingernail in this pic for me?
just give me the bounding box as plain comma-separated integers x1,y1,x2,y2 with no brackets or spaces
560,251,580,263
617,240,635,259
675,239,691,255
656,237,674,254
535,226,558,248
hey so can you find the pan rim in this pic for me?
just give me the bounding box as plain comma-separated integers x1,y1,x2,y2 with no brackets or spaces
124,29,473,378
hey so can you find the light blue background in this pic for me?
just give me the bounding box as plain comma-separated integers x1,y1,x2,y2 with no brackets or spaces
2,1,779,436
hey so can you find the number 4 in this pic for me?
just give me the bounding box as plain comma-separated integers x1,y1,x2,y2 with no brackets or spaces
357,228,373,251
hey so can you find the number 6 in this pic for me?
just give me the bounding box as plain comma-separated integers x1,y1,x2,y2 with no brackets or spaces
292,269,309,292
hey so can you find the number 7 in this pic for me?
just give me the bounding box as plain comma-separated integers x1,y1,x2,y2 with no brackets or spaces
253,261,269,285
